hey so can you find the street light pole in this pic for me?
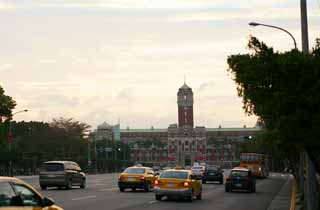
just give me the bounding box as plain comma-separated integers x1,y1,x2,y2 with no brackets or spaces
249,22,297,49
299,2,317,210
8,109,28,176
300,0,309,53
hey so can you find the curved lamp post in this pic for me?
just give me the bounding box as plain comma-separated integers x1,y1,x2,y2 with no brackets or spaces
8,109,28,176
249,22,297,50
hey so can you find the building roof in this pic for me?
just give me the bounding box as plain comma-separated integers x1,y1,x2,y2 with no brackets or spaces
120,128,168,133
179,82,191,90
120,127,261,133
206,127,261,132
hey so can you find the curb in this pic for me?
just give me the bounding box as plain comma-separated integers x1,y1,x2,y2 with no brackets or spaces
290,180,296,210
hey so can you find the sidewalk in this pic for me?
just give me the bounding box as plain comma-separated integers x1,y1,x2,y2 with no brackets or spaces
267,175,294,210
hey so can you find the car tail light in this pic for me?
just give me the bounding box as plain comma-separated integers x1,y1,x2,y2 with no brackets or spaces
118,175,124,180
183,181,190,187
226,176,231,181
140,175,145,180
155,180,161,185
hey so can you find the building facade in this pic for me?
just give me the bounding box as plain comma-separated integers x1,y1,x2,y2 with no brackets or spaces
91,82,261,167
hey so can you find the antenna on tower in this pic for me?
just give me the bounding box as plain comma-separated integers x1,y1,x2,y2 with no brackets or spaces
184,75,186,84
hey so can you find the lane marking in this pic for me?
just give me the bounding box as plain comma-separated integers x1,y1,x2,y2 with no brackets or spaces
71,195,97,201
99,187,118,192
149,200,158,204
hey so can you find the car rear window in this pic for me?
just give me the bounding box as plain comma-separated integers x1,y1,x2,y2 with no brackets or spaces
160,171,188,179
124,168,145,174
44,163,64,171
230,170,249,177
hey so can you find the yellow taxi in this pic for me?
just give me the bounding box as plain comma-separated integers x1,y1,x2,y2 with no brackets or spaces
154,168,202,201
0,176,63,210
118,165,156,192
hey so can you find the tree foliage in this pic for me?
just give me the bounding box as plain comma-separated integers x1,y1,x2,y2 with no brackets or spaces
0,85,16,122
0,118,91,175
227,36,320,173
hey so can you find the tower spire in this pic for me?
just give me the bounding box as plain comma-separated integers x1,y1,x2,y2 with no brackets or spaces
184,75,186,85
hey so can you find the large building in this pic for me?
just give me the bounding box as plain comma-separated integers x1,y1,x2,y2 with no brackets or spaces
91,82,261,167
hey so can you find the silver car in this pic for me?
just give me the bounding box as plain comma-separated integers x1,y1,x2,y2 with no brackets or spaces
39,161,86,190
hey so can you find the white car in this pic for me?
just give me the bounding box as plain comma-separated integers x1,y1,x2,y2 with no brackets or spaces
191,166,205,178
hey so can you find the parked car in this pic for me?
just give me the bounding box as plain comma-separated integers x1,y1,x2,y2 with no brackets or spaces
0,176,63,209
39,161,86,190
225,167,256,193
202,165,224,184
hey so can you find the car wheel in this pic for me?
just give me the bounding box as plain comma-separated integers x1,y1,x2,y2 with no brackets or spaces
219,179,223,184
80,179,86,189
187,190,193,202
251,185,256,193
66,179,72,190
155,195,162,201
202,180,206,184
196,191,202,200
132,188,136,191
40,185,46,190
225,186,230,192
144,182,151,192
119,187,125,192
187,195,193,202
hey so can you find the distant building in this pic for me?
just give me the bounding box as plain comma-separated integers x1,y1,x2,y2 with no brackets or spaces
91,82,261,166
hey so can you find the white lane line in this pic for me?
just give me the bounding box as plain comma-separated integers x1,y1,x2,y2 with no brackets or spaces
149,201,158,204
99,188,118,192
71,195,97,201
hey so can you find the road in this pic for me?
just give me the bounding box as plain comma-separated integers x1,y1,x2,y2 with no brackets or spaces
20,172,290,210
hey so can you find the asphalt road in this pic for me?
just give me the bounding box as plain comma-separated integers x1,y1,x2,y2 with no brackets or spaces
19,172,290,210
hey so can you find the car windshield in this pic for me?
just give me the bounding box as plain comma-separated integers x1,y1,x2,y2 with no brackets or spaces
44,163,64,172
160,171,188,179
124,168,145,174
230,170,249,177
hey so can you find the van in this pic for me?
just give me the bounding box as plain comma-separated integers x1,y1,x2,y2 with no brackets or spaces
39,161,86,190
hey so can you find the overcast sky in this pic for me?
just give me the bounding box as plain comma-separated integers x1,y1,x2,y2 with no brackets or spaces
1,0,319,129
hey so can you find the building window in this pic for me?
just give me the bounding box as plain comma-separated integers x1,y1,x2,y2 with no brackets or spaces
184,95,187,100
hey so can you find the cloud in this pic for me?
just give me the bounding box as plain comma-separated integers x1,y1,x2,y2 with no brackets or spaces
0,0,298,10
38,59,56,64
116,88,137,102
0,63,13,71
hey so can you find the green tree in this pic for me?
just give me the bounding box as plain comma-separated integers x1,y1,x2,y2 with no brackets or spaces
227,37,320,174
0,85,16,144
0,85,16,122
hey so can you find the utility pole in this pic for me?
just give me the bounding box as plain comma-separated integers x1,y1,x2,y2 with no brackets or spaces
300,0,309,53
300,1,318,210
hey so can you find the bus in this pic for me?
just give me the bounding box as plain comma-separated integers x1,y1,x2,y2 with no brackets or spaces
239,153,269,178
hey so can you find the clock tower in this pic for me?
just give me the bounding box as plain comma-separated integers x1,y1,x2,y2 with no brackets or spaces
177,82,194,128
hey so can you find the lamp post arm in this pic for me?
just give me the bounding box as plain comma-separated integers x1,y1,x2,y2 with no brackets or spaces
257,23,297,50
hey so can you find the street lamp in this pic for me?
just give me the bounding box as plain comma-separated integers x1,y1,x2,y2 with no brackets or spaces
249,22,297,50
8,109,28,176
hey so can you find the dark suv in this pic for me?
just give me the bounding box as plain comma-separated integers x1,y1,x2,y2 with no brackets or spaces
202,165,224,184
39,161,86,190
225,167,256,193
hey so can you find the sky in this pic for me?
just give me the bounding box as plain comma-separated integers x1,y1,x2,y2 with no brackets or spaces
1,0,319,129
